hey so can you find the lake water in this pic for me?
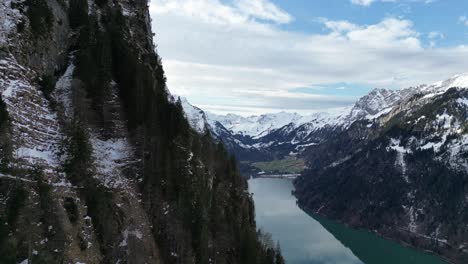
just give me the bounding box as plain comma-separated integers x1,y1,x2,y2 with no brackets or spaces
248,178,448,264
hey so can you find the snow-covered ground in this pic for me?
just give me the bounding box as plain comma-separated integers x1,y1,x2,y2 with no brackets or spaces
0,54,62,176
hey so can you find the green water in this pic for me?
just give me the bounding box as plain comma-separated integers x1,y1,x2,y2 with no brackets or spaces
248,178,448,264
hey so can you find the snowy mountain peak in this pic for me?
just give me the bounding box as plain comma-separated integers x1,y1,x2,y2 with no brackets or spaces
208,111,316,138
437,72,468,88
179,72,468,160
356,88,402,114
344,88,405,124
415,73,468,98
179,96,209,133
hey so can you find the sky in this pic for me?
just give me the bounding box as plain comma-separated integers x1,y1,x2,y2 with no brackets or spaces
149,0,468,116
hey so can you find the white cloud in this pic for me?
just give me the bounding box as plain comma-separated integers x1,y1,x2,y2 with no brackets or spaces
233,0,292,24
351,0,375,6
428,31,444,48
428,31,444,39
320,19,358,33
459,15,468,27
150,0,468,115
350,0,436,7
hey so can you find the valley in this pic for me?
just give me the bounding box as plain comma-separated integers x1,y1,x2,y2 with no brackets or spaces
2,0,468,263
182,73,468,264
252,157,306,175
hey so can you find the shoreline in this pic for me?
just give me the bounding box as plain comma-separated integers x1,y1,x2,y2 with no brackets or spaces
250,173,300,179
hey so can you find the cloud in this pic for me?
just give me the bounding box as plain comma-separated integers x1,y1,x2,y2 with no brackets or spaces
350,0,437,7
459,15,468,27
319,19,358,32
428,31,444,48
149,0,468,115
351,0,375,6
321,18,421,50
233,0,292,24
428,31,444,39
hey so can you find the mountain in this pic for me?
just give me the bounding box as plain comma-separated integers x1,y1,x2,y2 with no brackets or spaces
181,74,468,263
180,88,411,176
0,1,282,263
208,112,308,138
295,74,468,264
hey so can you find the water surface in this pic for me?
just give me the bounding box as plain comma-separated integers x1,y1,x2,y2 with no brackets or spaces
248,178,447,264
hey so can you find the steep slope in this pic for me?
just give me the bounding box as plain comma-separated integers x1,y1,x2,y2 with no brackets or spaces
0,1,282,263
295,75,468,264
180,97,274,166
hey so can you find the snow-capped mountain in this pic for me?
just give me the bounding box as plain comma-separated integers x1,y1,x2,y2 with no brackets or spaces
180,73,468,263
295,73,468,264
180,86,411,164
179,96,209,133
418,73,468,97
344,88,412,126
180,99,347,160
207,112,310,138
179,73,468,167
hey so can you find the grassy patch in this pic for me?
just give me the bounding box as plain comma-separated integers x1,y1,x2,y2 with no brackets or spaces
252,157,305,174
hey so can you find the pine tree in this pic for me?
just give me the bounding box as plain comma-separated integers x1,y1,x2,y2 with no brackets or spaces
275,242,285,264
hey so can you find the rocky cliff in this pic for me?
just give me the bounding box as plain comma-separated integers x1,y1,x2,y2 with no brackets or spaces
0,1,282,263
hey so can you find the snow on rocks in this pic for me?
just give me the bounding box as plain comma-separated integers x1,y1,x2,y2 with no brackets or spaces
86,81,141,190
387,138,414,182
457,97,468,108
345,88,406,127
180,96,208,133
208,111,310,138
53,63,75,119
408,206,417,233
419,73,468,98
119,228,143,247
0,0,23,46
0,54,61,175
90,136,134,189
0,173,36,183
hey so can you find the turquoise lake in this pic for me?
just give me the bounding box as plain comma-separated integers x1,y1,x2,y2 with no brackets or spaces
248,178,448,264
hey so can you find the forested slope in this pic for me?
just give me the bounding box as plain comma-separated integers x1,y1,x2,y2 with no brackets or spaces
0,0,282,263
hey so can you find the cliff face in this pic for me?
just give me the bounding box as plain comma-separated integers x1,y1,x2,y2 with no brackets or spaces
0,1,282,263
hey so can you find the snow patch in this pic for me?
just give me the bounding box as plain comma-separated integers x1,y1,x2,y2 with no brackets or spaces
388,138,412,182
54,63,75,119
0,54,62,175
119,229,143,247
90,136,134,189
457,98,468,108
